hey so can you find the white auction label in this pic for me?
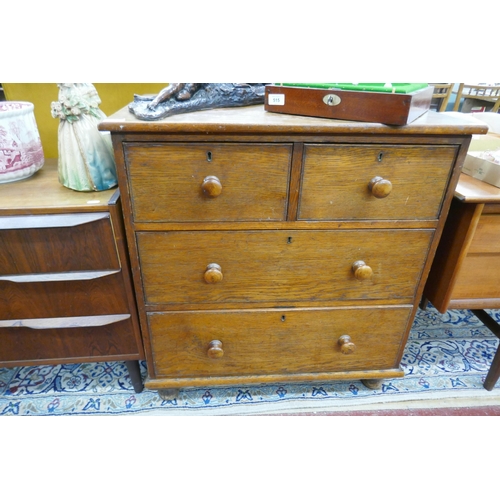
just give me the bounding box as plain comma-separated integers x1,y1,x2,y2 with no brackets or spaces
268,94,285,106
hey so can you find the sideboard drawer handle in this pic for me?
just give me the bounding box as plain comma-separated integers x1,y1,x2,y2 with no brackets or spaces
207,340,224,359
338,335,356,354
201,175,222,197
0,314,130,329
368,176,392,198
0,212,109,230
352,260,373,281
204,263,223,284
0,270,119,283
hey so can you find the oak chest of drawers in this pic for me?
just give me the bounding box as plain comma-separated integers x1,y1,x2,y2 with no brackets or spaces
100,106,486,395
0,160,145,392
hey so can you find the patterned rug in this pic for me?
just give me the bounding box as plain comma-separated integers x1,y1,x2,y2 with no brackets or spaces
1,305,499,416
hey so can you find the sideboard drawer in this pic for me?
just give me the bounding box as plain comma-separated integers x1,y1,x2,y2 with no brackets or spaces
137,229,433,305
124,143,292,222
0,314,140,365
0,213,119,275
451,214,500,300
298,144,458,221
148,306,412,378
0,272,131,319
467,214,500,254
452,254,500,300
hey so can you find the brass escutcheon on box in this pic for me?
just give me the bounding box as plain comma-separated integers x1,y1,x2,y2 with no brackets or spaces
323,94,341,106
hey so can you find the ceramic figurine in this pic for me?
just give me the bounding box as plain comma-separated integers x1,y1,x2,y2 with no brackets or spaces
51,83,117,191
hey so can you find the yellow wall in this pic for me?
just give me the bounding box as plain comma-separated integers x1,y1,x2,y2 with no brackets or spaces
3,83,167,158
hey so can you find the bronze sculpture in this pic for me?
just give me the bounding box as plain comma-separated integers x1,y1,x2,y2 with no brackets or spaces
129,83,267,120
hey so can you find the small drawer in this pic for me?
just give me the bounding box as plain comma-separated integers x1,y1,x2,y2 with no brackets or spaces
298,144,458,220
123,142,292,222
148,306,412,378
0,314,140,366
137,229,433,306
0,213,119,276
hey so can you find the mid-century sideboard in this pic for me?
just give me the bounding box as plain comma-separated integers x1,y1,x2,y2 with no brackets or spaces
0,160,145,392
422,165,500,390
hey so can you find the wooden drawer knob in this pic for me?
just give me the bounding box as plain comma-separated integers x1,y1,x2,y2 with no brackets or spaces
204,263,223,284
352,260,373,280
368,176,392,198
202,175,222,197
338,335,356,354
207,340,224,358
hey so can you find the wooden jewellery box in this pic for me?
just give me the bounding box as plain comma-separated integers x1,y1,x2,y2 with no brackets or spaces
264,83,434,126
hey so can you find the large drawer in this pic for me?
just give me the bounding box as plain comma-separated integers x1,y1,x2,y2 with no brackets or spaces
123,143,292,222
0,213,119,275
148,306,412,378
137,229,433,305
0,314,139,366
298,144,458,220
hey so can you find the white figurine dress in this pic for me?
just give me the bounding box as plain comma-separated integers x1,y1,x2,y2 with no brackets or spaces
52,83,117,191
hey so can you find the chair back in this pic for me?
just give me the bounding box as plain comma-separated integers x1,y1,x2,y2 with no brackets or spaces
452,83,500,112
429,83,454,112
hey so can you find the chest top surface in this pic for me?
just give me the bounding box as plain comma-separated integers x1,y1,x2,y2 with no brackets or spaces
99,105,488,137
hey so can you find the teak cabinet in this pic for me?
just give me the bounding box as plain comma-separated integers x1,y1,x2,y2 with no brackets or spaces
0,160,145,392
100,105,486,397
423,172,500,312
422,171,500,390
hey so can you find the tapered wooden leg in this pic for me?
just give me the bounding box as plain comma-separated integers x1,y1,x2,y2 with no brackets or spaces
125,360,144,393
419,297,429,310
484,347,500,391
470,310,500,391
